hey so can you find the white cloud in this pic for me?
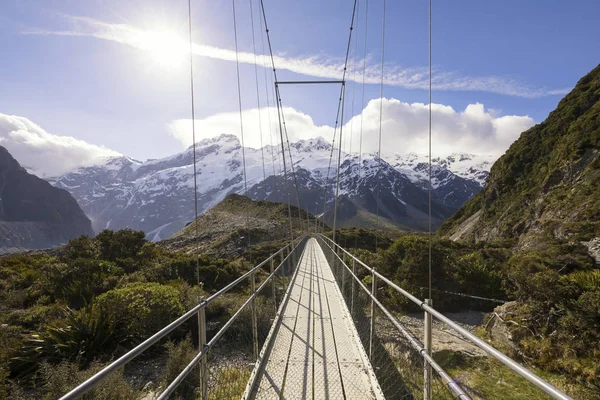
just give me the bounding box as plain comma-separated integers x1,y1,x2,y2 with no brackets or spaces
23,15,570,98
0,113,121,177
167,99,535,158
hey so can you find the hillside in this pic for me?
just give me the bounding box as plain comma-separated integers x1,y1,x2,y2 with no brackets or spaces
440,64,600,248
0,146,94,253
160,194,319,257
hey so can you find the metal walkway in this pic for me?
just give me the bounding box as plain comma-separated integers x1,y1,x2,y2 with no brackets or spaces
245,238,384,400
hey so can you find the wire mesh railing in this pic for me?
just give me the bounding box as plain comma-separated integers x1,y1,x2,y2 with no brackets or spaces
317,234,573,400
58,236,307,400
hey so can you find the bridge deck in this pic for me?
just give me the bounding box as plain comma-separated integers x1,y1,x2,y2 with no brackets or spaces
246,238,383,400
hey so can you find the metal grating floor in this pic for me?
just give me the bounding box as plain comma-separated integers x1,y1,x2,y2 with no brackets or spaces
245,238,384,400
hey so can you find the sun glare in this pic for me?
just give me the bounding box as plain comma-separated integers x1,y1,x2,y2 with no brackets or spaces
140,30,188,70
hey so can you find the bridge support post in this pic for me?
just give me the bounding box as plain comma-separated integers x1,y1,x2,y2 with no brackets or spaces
342,252,347,298
250,272,259,361
270,257,277,312
351,258,356,317
197,299,207,400
369,268,377,360
280,250,286,294
424,299,433,400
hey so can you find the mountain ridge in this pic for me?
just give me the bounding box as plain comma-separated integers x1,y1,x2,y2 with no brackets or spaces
0,146,94,252
49,135,492,240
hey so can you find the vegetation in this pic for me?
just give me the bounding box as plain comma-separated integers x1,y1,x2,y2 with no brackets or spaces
0,228,257,398
339,230,599,391
440,64,600,243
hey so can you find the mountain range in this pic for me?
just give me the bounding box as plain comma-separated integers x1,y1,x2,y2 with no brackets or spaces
48,135,493,240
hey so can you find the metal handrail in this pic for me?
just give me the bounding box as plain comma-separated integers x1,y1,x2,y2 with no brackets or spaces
59,236,305,400
318,237,471,400
157,237,307,399
318,234,573,400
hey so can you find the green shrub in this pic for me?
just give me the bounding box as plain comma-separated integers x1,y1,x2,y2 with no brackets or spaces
63,235,99,260
95,229,147,263
95,282,184,340
160,336,199,400
12,305,121,377
50,259,124,308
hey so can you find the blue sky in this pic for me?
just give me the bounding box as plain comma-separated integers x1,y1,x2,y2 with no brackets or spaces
0,0,598,173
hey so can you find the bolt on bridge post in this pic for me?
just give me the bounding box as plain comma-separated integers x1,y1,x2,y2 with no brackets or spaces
197,298,207,400
369,268,377,360
424,299,433,400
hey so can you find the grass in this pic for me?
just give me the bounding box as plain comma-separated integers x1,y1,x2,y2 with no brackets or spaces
209,367,252,400
436,351,600,400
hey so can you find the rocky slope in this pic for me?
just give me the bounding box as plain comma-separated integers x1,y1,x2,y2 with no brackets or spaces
0,146,94,253
50,135,491,240
439,64,600,247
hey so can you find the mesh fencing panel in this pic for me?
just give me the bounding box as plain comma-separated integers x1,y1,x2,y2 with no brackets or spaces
319,238,460,400
174,240,305,400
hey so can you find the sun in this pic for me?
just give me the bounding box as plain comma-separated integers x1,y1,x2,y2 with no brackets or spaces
140,30,188,71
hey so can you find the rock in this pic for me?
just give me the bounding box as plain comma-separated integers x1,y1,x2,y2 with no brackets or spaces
484,301,528,355
583,237,600,266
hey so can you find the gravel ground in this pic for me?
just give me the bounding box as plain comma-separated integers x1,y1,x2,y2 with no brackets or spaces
393,310,488,357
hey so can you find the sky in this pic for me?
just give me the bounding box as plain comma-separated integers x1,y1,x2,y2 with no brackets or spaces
0,0,598,176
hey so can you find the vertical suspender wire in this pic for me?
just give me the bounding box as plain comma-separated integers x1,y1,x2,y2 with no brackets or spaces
355,0,368,250
375,0,386,252
320,0,358,240
187,0,201,288
279,104,309,233
428,0,433,299
320,125,338,235
258,1,278,185
249,0,266,182
345,0,360,249
259,0,294,244
232,0,250,248
332,83,346,245
274,84,294,243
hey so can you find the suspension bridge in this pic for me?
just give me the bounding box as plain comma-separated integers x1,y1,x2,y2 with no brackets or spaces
57,0,574,398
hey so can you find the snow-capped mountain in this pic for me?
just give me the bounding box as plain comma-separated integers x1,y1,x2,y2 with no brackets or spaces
49,134,494,240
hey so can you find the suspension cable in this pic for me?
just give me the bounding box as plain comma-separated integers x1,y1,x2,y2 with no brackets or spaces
374,0,386,252
428,0,433,299
258,1,278,182
332,82,346,245
344,0,361,249
355,0,368,250
187,0,201,285
259,0,295,244
277,93,311,233
232,0,250,248
249,0,266,182
319,0,358,239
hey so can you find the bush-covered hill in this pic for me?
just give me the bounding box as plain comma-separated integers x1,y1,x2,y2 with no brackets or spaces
439,64,600,246
434,66,600,392
160,194,320,257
